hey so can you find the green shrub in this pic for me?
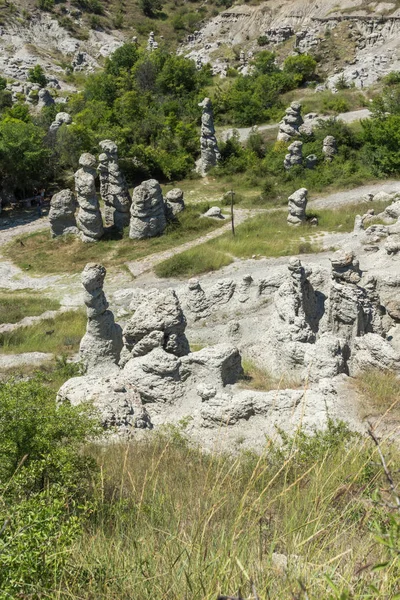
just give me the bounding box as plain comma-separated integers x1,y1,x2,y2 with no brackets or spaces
38,0,54,9
257,35,269,46
27,64,47,87
283,53,317,84
0,377,100,597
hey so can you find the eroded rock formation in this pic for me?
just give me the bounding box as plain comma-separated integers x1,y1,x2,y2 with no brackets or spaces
323,136,338,161
284,141,303,170
196,97,221,176
75,153,104,242
98,140,131,231
165,188,185,220
79,263,123,370
129,179,166,239
287,188,308,225
49,189,78,238
49,112,72,135
277,102,303,143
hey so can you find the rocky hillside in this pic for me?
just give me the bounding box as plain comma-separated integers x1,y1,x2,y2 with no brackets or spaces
2,0,400,95
180,0,400,87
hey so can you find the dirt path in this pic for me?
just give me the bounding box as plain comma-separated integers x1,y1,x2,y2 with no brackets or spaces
125,208,261,277
219,108,371,143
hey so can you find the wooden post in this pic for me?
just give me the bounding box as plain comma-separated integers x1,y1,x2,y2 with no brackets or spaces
230,189,235,236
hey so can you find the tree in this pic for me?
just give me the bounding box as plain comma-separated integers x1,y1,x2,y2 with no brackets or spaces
283,54,317,84
139,0,164,17
28,64,47,88
0,120,52,199
105,42,139,76
253,50,277,75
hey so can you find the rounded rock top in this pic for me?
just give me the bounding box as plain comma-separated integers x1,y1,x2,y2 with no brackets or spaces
81,263,107,291
99,139,118,154
79,153,96,168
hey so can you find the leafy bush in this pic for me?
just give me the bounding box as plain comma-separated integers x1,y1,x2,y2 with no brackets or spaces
283,53,317,84
28,64,47,87
139,0,164,17
0,377,100,597
257,35,269,46
38,0,54,9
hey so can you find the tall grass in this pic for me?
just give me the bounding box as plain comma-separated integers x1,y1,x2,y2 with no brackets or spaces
52,423,400,599
355,369,400,418
0,310,86,355
0,290,60,324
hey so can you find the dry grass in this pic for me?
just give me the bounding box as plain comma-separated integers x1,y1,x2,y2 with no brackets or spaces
355,369,400,419
4,204,224,275
0,290,60,324
240,359,302,391
0,310,86,355
52,423,400,599
155,200,393,278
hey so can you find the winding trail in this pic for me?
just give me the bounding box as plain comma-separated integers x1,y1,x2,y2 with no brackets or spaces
125,208,263,277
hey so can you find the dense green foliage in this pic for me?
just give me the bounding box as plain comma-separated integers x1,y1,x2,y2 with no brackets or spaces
0,377,100,597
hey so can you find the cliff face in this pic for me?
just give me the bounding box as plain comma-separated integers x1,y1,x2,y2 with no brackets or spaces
179,1,400,87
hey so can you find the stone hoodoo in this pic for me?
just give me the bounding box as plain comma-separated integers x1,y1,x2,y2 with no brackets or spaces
323,136,338,161
129,179,167,239
284,141,303,170
79,263,123,370
120,288,190,366
287,188,308,226
165,188,185,220
327,250,383,342
98,139,131,231
147,31,158,51
49,112,72,135
75,153,104,242
196,97,221,177
277,102,303,142
37,88,54,109
48,189,78,238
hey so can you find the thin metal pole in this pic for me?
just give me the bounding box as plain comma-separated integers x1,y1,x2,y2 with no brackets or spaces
231,189,235,236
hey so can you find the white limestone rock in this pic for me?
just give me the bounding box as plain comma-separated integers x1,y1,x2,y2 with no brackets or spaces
48,189,78,238
287,188,308,226
196,97,221,176
98,139,131,231
129,179,166,240
79,263,123,371
165,188,185,220
75,153,104,242
277,102,303,142
284,141,303,170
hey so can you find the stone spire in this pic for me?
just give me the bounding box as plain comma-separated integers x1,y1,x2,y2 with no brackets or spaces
75,153,104,242
98,140,131,232
196,97,221,177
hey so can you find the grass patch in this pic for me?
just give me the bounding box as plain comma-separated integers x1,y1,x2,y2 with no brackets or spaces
0,310,86,355
59,422,399,599
4,204,224,275
0,290,60,324
240,359,302,391
355,369,400,418
155,200,392,278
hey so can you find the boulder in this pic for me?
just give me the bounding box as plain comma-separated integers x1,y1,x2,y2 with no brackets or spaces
287,188,308,225
49,189,78,238
165,188,185,220
129,179,166,239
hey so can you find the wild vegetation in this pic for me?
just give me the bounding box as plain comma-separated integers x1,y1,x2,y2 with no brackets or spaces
154,199,392,278
1,375,399,599
0,290,59,324
0,310,86,355
5,202,225,274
